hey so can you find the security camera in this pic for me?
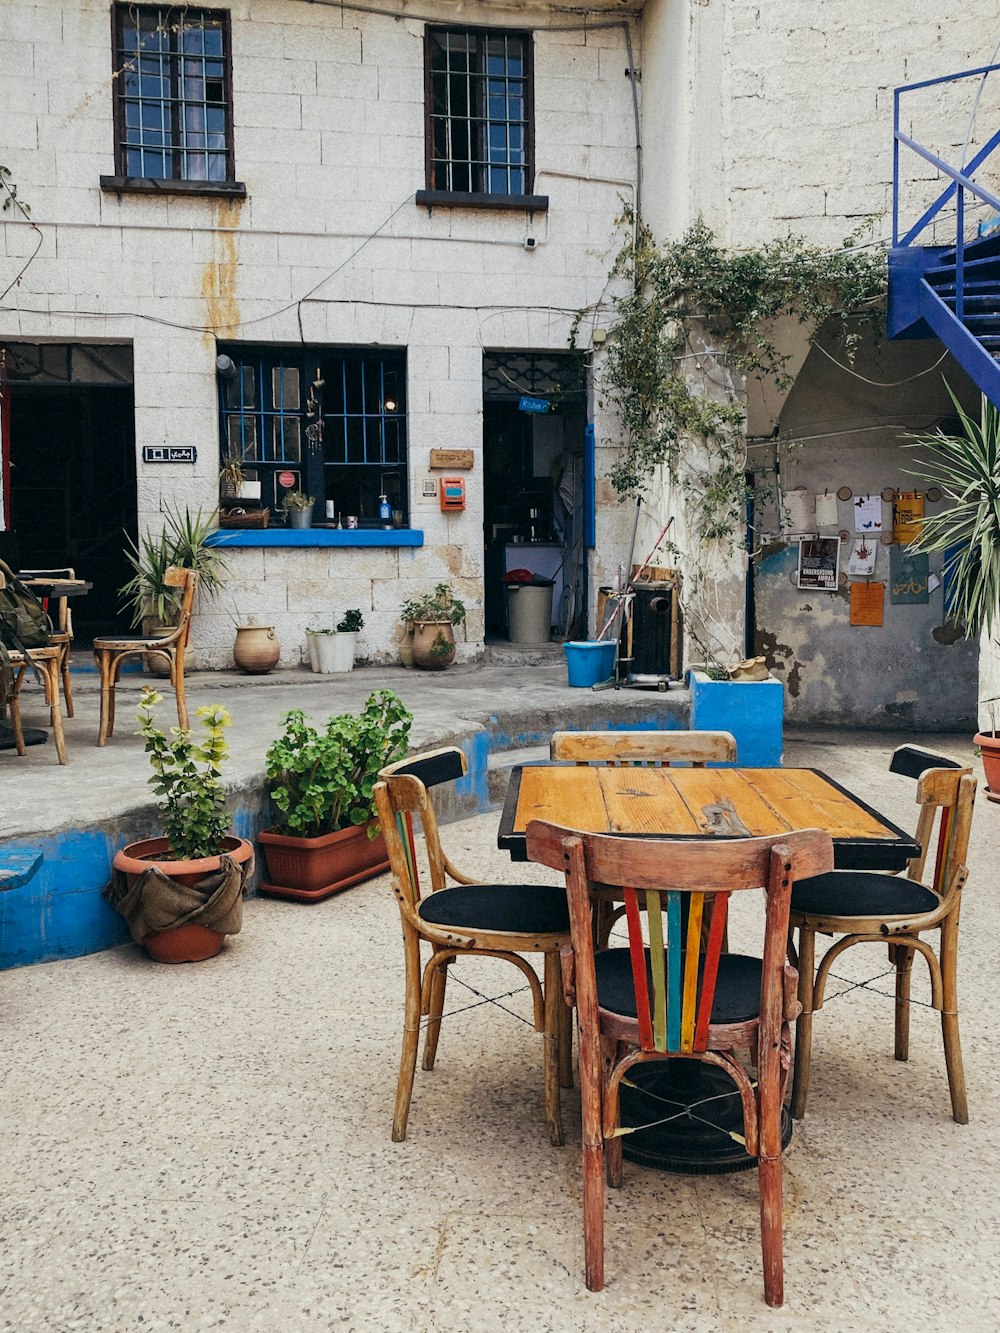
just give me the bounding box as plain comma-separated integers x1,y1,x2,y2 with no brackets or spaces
215,353,238,380
523,236,537,251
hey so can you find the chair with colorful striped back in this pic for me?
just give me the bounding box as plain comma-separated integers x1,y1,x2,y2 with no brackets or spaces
525,820,833,1308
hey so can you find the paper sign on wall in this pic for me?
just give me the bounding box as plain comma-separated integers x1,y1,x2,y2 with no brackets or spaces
781,488,816,532
815,492,839,526
854,494,883,532
890,547,929,603
850,581,884,626
848,536,878,576
892,491,925,545
797,537,840,591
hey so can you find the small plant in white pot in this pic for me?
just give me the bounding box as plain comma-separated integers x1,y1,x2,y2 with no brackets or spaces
219,456,262,503
306,609,364,673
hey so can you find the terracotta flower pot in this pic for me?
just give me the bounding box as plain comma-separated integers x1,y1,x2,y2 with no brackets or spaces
974,731,1000,804
110,836,254,962
257,819,389,902
412,620,456,670
233,624,280,674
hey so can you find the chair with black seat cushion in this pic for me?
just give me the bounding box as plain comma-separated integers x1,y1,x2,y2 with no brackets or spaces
525,819,833,1306
375,746,572,1147
789,745,976,1123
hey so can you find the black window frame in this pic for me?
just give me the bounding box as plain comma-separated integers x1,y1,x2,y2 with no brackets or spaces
108,3,239,192
423,25,537,203
217,345,409,529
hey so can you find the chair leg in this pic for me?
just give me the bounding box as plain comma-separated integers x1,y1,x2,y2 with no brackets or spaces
174,648,190,731
43,658,67,765
422,954,448,1071
894,943,914,1062
543,951,564,1147
558,990,573,1089
758,1153,784,1307
59,643,74,718
392,930,422,1143
579,1030,606,1292
8,672,26,755
940,919,969,1125
96,651,112,747
790,926,816,1120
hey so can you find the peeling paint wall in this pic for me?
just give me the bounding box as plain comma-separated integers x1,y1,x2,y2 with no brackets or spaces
753,329,980,730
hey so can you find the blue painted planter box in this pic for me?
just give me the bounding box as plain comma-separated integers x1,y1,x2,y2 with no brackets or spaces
688,670,784,767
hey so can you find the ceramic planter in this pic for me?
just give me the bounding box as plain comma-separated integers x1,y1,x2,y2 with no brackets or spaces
688,669,784,767
257,819,389,902
233,624,279,674
398,623,415,668
110,836,254,962
306,631,357,674
412,620,456,669
974,731,1000,803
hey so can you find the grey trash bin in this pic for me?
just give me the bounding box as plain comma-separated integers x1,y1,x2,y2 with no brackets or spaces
507,581,554,644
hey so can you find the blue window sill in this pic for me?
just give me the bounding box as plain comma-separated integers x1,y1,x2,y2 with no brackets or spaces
206,528,424,548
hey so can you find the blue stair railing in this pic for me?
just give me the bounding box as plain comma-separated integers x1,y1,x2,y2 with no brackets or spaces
890,64,1000,402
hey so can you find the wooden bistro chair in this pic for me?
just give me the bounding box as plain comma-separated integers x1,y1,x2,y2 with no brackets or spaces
6,645,69,764
92,567,197,746
525,820,833,1306
21,567,77,718
789,745,976,1124
550,730,738,949
374,746,572,1147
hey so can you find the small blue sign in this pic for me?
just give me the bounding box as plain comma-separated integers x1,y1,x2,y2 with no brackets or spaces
518,395,550,415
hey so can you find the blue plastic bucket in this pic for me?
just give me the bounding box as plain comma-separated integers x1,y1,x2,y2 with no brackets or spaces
563,640,617,688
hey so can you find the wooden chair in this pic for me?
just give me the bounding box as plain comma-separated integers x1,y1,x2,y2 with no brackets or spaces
92,567,197,746
21,567,77,718
374,746,572,1147
6,646,68,764
525,820,833,1306
550,729,737,767
789,745,976,1124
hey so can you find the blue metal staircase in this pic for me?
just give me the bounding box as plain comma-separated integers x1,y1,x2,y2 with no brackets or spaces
888,63,1000,404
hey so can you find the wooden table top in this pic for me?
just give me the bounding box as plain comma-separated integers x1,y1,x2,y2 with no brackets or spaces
498,764,920,870
23,578,92,598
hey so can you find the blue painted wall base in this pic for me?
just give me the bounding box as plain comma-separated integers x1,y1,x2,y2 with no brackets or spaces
688,670,784,766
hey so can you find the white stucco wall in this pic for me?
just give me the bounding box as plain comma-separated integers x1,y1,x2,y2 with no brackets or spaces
0,0,639,665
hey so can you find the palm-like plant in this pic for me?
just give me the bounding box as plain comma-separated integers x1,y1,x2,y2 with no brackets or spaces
120,506,228,628
906,387,1000,638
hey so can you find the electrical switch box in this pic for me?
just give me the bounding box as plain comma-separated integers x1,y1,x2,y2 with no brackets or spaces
439,476,466,512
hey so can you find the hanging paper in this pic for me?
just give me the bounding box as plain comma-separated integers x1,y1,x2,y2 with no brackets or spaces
781,488,816,533
797,537,840,591
892,491,925,545
850,581,884,626
890,547,929,603
848,536,878,576
853,493,883,533
815,492,839,526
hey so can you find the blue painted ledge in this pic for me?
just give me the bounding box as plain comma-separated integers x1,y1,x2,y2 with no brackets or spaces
207,529,424,548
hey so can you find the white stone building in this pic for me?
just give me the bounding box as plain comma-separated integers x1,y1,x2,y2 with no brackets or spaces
1,0,998,724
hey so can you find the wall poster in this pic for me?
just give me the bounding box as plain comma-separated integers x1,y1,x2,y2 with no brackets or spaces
893,491,925,545
797,537,840,591
890,546,930,603
850,581,884,626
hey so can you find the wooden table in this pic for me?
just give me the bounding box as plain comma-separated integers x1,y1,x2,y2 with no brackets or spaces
22,577,93,601
498,764,919,871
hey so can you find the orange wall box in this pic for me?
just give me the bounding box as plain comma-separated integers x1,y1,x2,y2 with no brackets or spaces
439,477,466,512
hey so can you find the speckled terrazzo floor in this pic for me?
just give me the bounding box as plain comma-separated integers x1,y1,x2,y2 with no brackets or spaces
3,730,998,1332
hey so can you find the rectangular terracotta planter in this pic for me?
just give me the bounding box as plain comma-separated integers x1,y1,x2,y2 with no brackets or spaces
257,819,389,902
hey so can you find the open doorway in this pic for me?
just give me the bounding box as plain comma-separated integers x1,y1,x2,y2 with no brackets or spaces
1,343,137,639
482,351,588,640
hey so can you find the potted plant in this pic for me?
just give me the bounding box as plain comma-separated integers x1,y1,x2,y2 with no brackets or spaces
401,583,466,670
104,688,254,962
282,490,315,529
305,609,364,674
907,388,1000,800
257,690,412,901
219,455,262,503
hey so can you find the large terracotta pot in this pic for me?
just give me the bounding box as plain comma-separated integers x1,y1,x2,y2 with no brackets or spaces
974,731,1000,804
412,620,456,670
257,819,389,902
233,624,280,674
110,836,254,962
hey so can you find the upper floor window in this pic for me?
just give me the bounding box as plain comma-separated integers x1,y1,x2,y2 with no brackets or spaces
112,4,235,184
426,28,533,197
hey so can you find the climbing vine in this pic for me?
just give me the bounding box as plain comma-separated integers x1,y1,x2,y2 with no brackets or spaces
584,209,888,550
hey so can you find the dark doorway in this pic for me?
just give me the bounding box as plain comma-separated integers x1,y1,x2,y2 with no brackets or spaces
7,366,137,638
482,351,589,640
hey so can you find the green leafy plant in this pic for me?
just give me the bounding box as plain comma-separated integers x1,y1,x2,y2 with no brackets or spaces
281,490,314,512
906,387,1000,640
336,608,364,633
266,690,412,838
120,505,228,628
137,687,233,860
399,583,466,625
219,455,245,494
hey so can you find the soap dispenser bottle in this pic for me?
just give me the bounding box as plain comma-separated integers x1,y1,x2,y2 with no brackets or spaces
378,494,392,528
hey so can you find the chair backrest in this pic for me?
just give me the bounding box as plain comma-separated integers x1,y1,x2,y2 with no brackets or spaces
550,729,737,767
379,745,467,789
525,821,833,1055
162,567,198,647
889,744,964,780
907,765,976,894
374,771,449,912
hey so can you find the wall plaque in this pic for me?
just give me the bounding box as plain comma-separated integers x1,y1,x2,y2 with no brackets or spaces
142,445,197,464
429,449,474,470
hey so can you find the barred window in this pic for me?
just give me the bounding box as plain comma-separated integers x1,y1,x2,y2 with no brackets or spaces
113,4,235,184
427,28,533,196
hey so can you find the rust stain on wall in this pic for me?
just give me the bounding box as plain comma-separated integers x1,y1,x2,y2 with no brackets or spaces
201,199,243,344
